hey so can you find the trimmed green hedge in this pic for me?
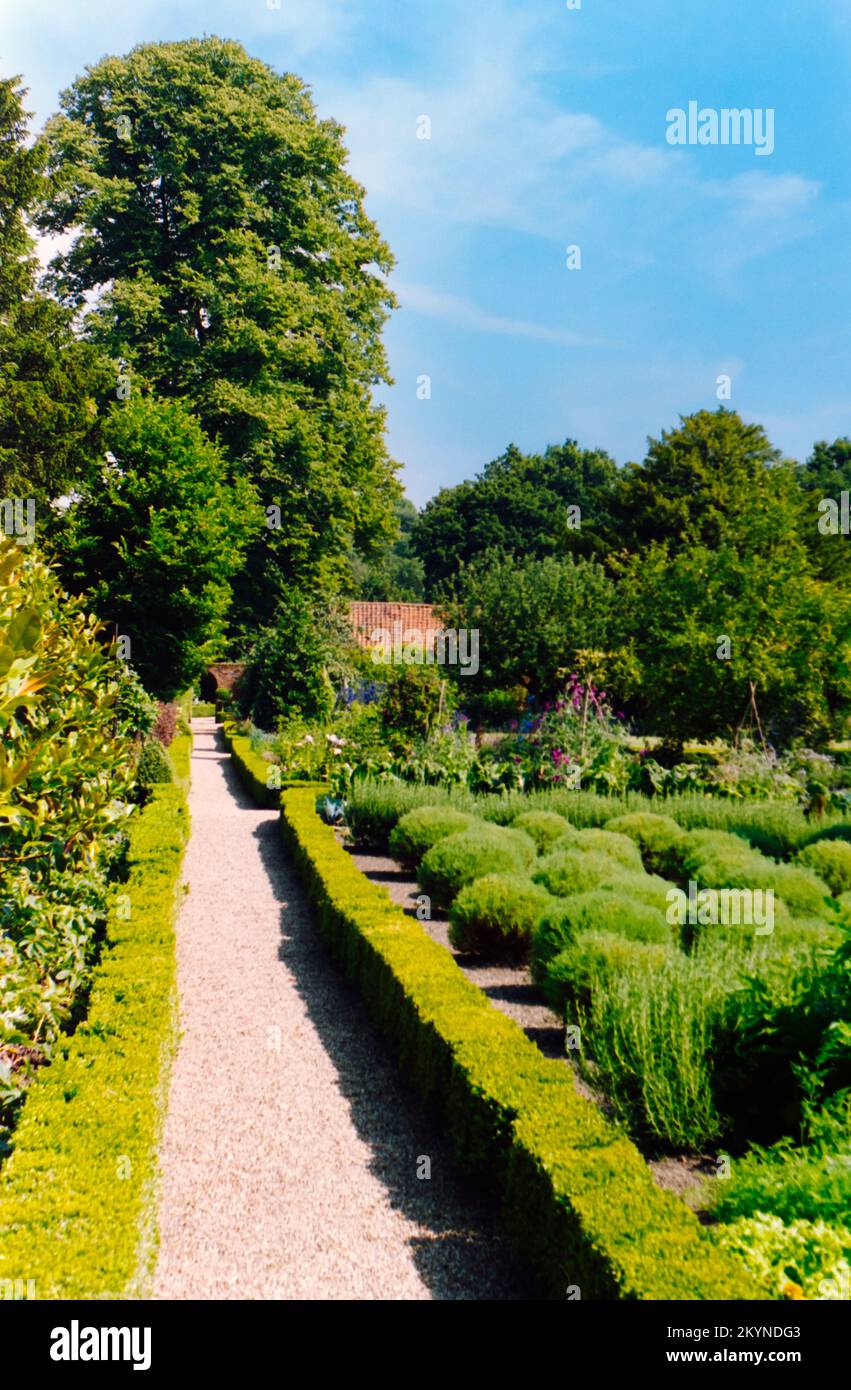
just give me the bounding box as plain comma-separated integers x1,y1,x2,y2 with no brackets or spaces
221,722,326,808
279,785,763,1301
0,735,191,1299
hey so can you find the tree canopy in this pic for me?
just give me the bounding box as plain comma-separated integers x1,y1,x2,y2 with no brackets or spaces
37,37,400,629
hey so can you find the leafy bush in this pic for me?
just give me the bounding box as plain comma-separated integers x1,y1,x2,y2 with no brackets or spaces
136,739,174,786
511,809,574,853
151,700,179,747
389,805,477,869
379,663,457,743
532,891,672,979
449,873,553,959
678,830,833,920
570,827,644,870
532,848,625,897
0,538,135,1144
540,932,671,1015
244,592,357,727
711,1214,851,1301
418,827,535,907
796,839,851,897
604,812,686,875
113,663,158,739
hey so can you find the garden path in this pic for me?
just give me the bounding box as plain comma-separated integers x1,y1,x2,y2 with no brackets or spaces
153,719,531,1300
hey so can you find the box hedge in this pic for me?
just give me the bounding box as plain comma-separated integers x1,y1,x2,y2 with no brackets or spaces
0,734,191,1299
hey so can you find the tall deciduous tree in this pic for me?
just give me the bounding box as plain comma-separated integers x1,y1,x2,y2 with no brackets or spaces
55,395,260,699
411,440,618,595
0,78,111,509
37,37,400,629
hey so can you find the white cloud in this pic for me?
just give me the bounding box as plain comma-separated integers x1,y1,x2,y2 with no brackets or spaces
392,280,607,348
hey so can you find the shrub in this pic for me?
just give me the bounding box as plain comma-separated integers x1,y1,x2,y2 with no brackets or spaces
345,782,469,851
0,770,189,1297
0,538,135,1141
136,739,174,786
711,1214,851,1301
532,892,672,986
449,874,553,959
571,827,644,870
532,848,625,897
577,948,740,1149
511,810,574,853
380,663,456,742
540,931,671,1015
389,806,477,868
679,831,833,921
796,839,851,897
151,700,179,747
418,827,534,907
605,812,686,875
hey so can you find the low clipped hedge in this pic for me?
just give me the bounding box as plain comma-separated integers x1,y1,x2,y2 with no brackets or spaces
0,734,191,1299
221,722,326,808
279,785,762,1300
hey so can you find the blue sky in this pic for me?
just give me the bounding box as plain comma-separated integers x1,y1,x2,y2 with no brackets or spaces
2,0,850,505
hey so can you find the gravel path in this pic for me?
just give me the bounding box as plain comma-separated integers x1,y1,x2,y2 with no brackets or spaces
153,720,534,1301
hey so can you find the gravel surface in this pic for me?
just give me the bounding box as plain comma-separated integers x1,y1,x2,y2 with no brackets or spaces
153,721,535,1301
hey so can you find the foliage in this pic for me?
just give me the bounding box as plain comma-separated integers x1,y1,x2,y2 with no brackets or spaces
349,496,424,602
0,757,189,1296
532,848,626,897
604,812,686,875
0,78,112,510
38,37,399,631
388,806,477,869
796,839,851,897
412,439,618,595
243,591,357,728
438,553,617,703
53,395,257,700
417,826,535,908
113,662,158,740
0,538,134,1143
135,739,173,786
379,663,456,743
511,810,574,853
151,701,179,748
711,1214,851,1301
449,873,552,960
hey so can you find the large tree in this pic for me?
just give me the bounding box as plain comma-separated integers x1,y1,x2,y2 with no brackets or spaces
0,78,111,510
609,408,799,555
36,37,399,629
54,394,259,699
438,551,618,702
412,439,618,595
